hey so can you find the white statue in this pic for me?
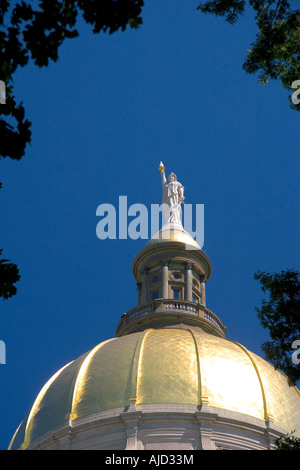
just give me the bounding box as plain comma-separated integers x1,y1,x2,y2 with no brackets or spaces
158,162,185,225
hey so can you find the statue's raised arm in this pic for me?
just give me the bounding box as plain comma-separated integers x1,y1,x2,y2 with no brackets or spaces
159,161,167,186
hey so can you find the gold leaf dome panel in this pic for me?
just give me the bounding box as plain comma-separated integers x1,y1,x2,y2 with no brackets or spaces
9,327,300,449
146,226,201,250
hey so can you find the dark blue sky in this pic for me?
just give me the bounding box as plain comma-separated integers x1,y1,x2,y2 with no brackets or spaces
1,1,299,449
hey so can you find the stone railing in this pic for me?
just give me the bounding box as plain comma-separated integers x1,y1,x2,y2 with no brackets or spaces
116,299,226,336
163,300,198,315
204,309,225,333
119,302,157,325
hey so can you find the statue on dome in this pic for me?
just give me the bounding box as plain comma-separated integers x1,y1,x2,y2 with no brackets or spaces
158,162,185,225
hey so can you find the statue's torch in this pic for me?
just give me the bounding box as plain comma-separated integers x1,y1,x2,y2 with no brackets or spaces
158,161,165,173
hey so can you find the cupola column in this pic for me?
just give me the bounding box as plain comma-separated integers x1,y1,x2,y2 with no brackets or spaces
141,267,149,304
200,274,206,306
185,261,194,302
160,259,169,299
136,282,142,306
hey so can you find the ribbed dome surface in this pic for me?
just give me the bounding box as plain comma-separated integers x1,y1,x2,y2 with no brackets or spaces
9,326,300,450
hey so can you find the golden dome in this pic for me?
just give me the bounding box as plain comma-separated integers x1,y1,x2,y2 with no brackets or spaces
9,325,300,450
146,223,201,250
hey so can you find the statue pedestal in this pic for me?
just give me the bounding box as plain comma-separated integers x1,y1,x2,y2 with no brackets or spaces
152,221,185,239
